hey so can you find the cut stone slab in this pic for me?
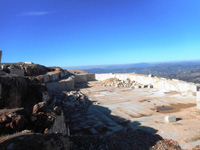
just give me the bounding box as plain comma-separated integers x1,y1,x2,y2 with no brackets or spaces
45,76,74,92
165,115,176,123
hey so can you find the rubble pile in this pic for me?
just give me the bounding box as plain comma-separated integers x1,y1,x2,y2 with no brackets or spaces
50,91,91,116
0,101,67,135
31,102,67,134
23,91,91,135
100,78,153,89
151,139,181,150
31,102,55,133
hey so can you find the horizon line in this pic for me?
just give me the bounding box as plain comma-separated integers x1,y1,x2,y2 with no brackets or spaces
63,59,200,68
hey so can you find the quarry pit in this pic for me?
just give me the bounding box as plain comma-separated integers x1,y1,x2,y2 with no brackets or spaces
0,61,200,149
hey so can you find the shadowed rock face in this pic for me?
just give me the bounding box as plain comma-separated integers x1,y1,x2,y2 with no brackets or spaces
0,76,47,116
23,64,53,76
0,128,182,150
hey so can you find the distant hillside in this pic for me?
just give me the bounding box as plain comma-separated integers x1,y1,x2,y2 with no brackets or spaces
64,60,200,83
81,61,200,84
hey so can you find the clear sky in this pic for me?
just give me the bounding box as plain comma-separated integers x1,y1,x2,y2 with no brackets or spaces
0,0,200,67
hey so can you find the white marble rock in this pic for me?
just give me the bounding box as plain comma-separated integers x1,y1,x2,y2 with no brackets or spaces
165,115,176,123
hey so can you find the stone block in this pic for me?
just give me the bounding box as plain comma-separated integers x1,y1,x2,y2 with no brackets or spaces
75,74,88,83
87,73,95,81
148,74,153,77
45,76,75,92
49,72,59,81
35,75,49,83
43,75,50,83
165,115,176,123
36,75,44,83
64,70,69,76
59,71,65,78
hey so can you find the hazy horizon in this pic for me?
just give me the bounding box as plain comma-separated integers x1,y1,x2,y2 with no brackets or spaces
64,59,200,70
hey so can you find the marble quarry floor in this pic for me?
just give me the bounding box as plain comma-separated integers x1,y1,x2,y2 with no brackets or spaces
70,81,200,149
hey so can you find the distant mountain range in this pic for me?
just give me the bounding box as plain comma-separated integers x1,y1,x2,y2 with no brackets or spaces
64,60,200,74
64,62,151,70
64,60,200,83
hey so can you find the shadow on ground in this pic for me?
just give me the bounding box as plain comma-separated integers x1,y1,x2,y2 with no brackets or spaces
0,83,165,150
75,82,91,89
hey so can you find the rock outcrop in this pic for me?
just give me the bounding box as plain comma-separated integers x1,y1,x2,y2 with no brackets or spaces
51,91,91,117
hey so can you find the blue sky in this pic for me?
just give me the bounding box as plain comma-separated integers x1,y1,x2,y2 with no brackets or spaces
0,0,200,67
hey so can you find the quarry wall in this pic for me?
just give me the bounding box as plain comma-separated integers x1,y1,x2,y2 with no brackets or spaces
34,70,198,93
36,71,95,92
45,76,75,92
95,73,198,93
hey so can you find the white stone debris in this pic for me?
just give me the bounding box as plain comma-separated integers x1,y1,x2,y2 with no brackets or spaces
100,78,153,89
